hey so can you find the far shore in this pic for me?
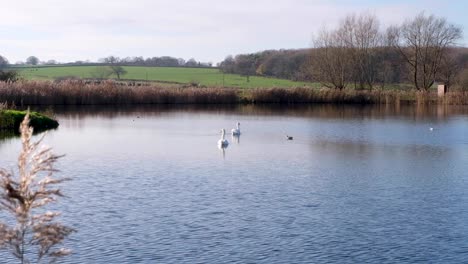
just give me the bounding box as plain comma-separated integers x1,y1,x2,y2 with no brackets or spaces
0,80,467,106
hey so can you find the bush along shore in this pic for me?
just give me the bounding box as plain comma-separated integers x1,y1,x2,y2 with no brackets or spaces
0,109,59,133
0,80,467,106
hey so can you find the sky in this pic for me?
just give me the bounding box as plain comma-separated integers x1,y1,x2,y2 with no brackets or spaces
0,0,466,64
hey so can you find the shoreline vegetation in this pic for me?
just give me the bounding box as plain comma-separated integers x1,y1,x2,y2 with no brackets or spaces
0,80,467,106
0,107,59,132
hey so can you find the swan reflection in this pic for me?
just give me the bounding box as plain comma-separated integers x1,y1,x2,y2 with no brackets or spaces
232,134,240,144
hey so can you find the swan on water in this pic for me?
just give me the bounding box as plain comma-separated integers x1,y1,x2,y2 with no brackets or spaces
231,122,241,136
218,129,229,148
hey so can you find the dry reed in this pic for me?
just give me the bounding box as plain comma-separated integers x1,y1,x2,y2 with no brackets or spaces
0,80,238,105
0,80,467,106
248,87,468,105
0,112,74,263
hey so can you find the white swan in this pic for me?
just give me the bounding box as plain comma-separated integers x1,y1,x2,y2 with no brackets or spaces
218,129,229,148
231,122,241,136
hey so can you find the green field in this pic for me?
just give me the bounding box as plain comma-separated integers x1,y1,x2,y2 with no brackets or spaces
16,66,315,88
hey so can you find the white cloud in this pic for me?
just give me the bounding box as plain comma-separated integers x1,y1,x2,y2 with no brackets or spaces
0,0,464,63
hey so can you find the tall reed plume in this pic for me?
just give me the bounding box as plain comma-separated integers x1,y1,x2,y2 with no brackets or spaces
0,112,74,263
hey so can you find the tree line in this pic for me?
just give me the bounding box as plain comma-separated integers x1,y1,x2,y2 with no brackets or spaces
97,56,213,68
4,55,213,68
0,55,214,81
220,12,468,91
219,49,312,82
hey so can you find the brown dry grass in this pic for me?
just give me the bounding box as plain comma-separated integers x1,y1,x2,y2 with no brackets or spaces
250,88,411,104
0,80,467,106
0,80,238,105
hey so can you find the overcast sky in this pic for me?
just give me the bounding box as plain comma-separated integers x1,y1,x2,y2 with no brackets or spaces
0,0,466,64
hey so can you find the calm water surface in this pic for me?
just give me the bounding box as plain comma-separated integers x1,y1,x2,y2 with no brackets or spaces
1,105,468,263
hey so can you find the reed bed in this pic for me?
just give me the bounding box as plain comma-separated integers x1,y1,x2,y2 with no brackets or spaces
241,87,468,105
0,80,467,106
0,80,239,105
438,90,468,105
248,87,441,105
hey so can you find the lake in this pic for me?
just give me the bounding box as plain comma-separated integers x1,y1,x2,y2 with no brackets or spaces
1,104,468,263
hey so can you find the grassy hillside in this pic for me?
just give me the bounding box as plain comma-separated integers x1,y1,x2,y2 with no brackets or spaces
16,66,315,88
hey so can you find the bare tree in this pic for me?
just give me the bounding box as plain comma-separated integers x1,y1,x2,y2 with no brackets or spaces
0,113,74,264
312,28,353,90
387,12,462,91
340,13,383,89
110,65,127,80
100,56,120,64
438,49,462,90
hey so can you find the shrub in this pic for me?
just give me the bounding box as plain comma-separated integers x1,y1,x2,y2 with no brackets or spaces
0,70,19,82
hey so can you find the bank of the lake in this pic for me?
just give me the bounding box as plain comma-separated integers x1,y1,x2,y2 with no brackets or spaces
0,109,59,132
0,80,467,106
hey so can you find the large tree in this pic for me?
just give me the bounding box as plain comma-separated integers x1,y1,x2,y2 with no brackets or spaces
340,13,383,89
312,28,353,90
110,65,127,79
311,12,387,90
387,13,462,91
26,56,39,65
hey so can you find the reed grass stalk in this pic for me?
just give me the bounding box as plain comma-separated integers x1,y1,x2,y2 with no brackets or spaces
0,112,74,263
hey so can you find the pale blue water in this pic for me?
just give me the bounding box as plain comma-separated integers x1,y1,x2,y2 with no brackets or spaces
0,105,468,263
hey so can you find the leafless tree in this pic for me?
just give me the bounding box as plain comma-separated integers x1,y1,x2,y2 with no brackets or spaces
0,113,74,263
387,12,463,91
438,49,462,90
311,12,386,90
100,56,120,64
110,65,127,80
312,28,353,90
340,13,383,89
